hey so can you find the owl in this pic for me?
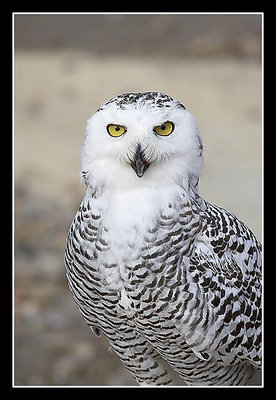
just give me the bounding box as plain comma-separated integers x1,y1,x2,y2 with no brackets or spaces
65,92,262,386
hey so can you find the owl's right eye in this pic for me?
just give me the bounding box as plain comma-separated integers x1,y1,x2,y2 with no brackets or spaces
107,124,127,137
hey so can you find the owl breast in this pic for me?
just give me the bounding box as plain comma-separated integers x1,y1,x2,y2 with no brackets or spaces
65,182,203,346
67,184,191,299
92,186,182,291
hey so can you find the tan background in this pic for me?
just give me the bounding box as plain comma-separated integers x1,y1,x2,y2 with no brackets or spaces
14,13,262,386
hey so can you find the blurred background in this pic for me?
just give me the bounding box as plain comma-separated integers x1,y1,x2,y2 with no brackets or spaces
14,13,262,386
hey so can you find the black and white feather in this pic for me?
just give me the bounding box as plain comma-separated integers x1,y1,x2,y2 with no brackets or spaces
65,92,262,386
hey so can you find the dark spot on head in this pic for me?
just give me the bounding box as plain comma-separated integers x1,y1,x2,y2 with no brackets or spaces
98,92,186,111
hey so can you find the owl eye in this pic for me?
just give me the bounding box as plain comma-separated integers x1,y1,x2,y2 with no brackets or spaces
107,124,127,137
154,121,174,136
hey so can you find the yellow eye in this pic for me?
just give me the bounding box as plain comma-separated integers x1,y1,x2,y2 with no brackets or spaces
154,121,174,136
107,124,126,137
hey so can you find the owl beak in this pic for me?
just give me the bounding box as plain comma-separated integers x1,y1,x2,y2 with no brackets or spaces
130,144,151,178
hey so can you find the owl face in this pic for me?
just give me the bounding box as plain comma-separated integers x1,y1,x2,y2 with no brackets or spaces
81,92,203,190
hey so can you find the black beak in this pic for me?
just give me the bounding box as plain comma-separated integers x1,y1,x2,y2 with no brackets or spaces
130,144,151,178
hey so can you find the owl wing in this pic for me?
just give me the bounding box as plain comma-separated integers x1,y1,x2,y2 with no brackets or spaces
179,201,262,369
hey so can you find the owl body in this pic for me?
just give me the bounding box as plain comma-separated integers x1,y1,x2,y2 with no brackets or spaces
65,92,261,386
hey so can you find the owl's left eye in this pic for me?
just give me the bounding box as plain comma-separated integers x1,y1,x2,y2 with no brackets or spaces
153,121,174,136
107,124,127,137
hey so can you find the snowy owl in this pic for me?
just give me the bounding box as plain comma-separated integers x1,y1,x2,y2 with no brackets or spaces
65,92,262,386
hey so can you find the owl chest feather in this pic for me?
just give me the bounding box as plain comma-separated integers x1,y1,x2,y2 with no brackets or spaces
91,188,198,302
66,184,203,333
94,187,177,289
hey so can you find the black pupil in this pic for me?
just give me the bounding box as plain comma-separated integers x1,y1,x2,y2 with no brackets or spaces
115,126,121,131
161,124,166,130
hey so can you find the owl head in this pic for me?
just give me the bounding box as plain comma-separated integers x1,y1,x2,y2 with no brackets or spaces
81,92,203,192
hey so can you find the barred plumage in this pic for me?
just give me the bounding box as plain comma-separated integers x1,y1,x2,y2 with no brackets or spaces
65,92,262,386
